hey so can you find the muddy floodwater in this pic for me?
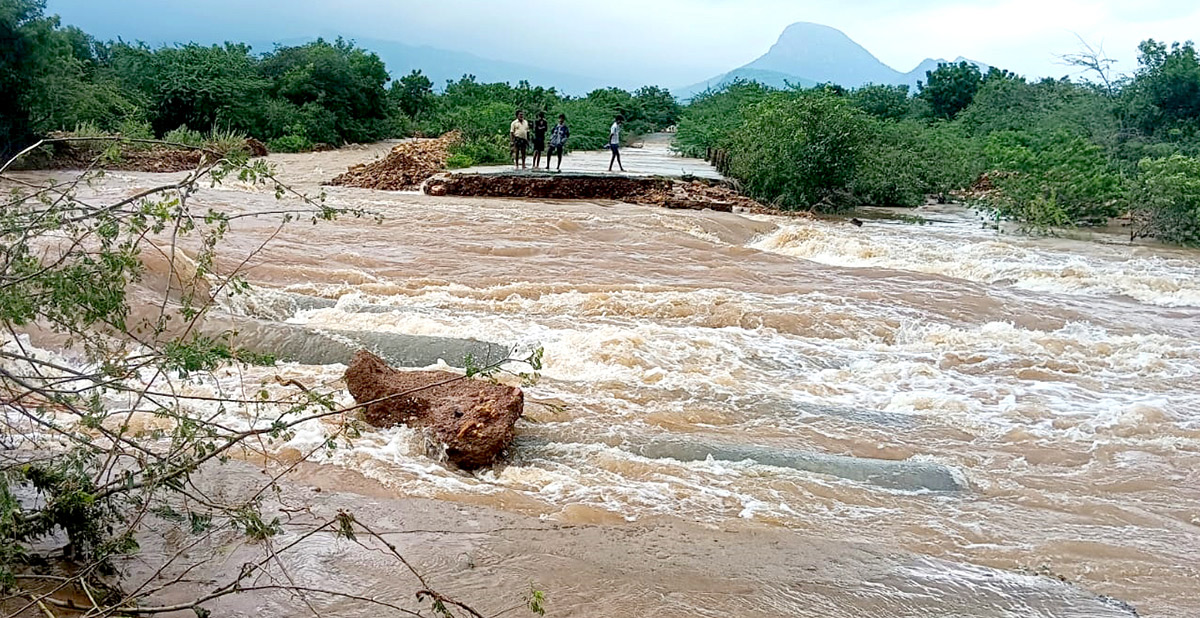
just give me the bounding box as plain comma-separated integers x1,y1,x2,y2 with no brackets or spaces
11,141,1200,617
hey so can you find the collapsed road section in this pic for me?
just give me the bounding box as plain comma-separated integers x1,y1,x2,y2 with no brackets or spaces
423,170,775,213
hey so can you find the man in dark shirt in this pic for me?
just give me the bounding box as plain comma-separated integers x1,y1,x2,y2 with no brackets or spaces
531,111,549,169
548,114,570,172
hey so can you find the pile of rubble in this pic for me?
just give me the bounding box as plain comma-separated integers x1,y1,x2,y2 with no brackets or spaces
244,138,269,157
345,350,523,469
328,132,461,191
639,179,774,213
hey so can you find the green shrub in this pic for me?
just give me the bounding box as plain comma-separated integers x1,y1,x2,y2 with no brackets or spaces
114,117,155,150
114,117,154,139
267,134,314,153
634,85,681,131
450,134,510,166
416,77,672,154
726,91,869,211
1119,40,1200,138
70,120,108,138
556,99,617,150
852,120,927,207
674,80,772,157
917,121,987,200
445,153,475,169
919,61,984,120
205,127,250,156
849,119,982,207
1133,154,1200,244
849,84,913,120
163,126,206,147
982,130,1126,226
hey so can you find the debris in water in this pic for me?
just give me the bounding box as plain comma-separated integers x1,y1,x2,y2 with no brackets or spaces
244,137,269,157
344,349,523,469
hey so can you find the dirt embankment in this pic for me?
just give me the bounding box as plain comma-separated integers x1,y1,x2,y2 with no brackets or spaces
424,171,795,214
15,138,271,173
28,143,207,173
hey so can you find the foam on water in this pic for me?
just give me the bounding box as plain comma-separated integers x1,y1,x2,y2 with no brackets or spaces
752,219,1200,307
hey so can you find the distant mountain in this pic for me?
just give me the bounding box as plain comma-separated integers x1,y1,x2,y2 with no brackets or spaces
746,22,900,87
678,22,989,99
902,56,993,88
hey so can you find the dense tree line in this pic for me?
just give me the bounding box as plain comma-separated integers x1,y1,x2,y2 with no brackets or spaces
676,45,1200,245
0,0,680,160
0,0,399,154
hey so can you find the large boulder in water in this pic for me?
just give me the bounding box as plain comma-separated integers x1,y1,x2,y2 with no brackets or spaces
344,350,523,469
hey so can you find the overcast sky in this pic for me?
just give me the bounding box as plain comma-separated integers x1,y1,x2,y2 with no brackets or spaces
48,0,1200,86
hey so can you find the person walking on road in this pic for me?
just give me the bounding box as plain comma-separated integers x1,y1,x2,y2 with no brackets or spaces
548,114,570,172
608,115,624,172
531,111,549,169
510,110,530,169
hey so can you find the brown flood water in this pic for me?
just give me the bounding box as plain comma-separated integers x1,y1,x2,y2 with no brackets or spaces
10,140,1200,616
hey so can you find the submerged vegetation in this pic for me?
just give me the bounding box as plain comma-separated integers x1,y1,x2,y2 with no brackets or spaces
675,45,1200,244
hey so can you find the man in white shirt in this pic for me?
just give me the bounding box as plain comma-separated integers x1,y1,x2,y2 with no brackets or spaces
510,110,530,169
608,115,624,172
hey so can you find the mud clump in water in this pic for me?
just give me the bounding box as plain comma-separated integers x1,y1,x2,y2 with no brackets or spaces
244,137,269,157
344,349,523,469
328,132,461,191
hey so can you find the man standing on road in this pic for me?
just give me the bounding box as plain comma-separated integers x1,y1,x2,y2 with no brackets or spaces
510,110,530,169
608,114,624,172
531,111,549,169
548,114,570,172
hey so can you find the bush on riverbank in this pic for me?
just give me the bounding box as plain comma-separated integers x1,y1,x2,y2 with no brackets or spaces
726,92,867,210
1133,154,1200,244
979,130,1126,228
